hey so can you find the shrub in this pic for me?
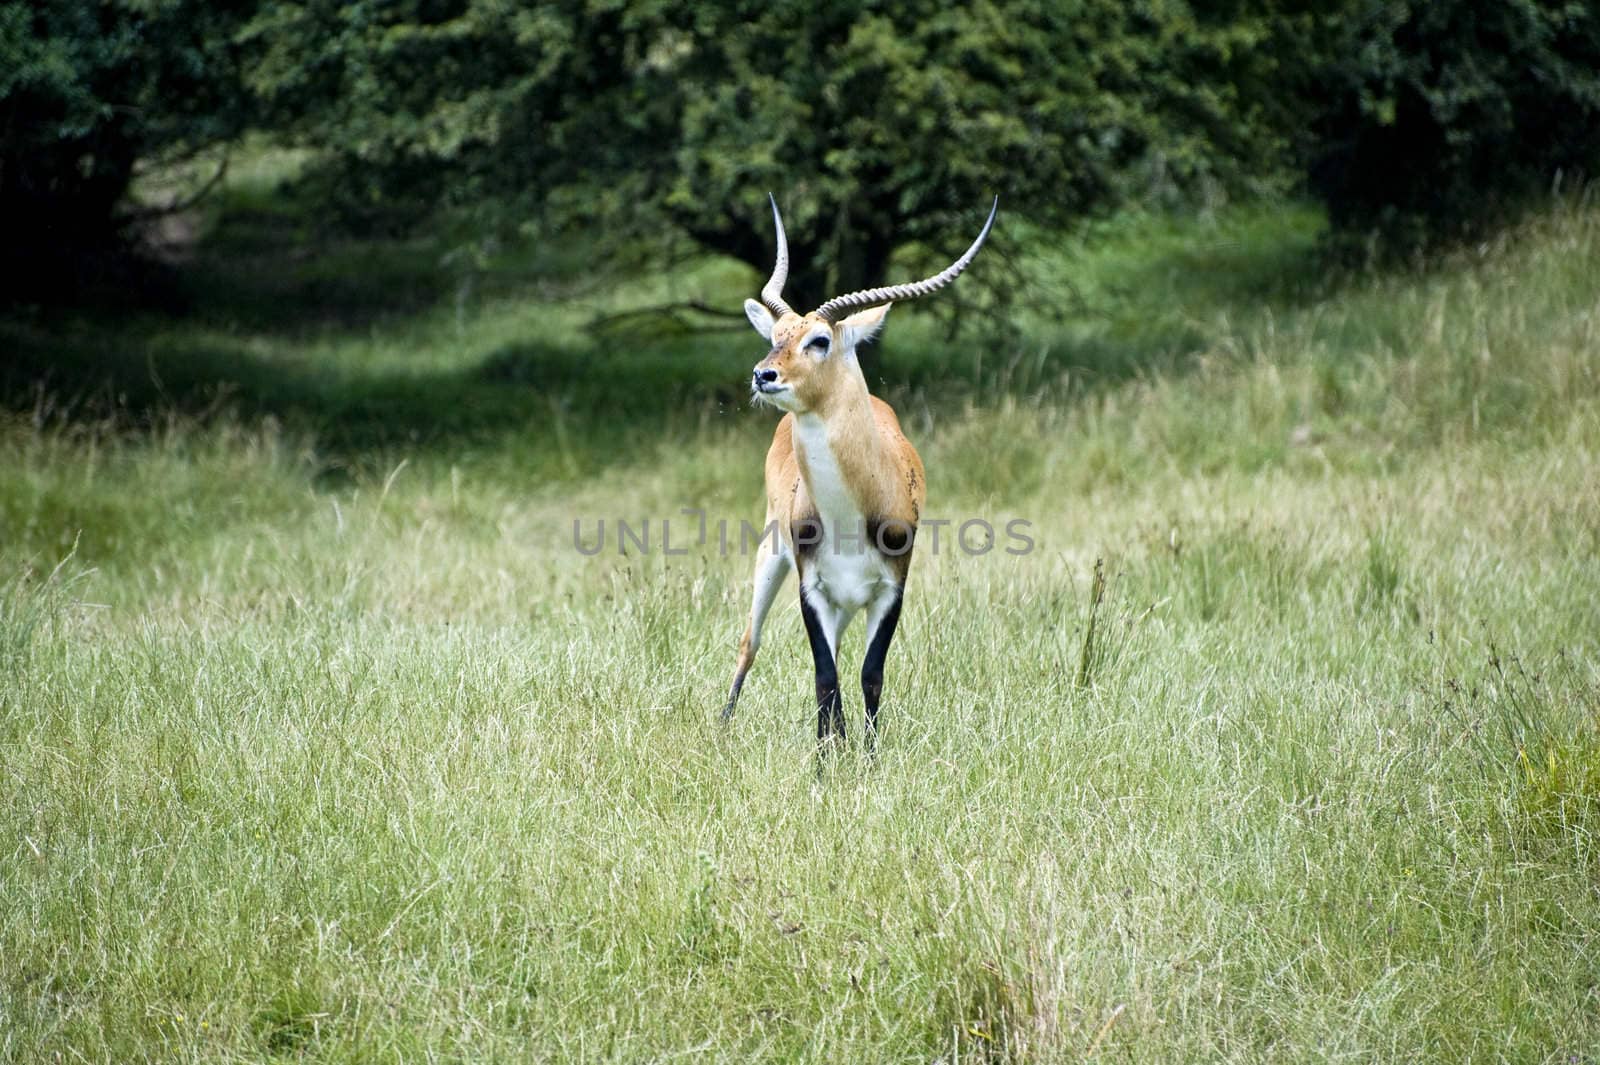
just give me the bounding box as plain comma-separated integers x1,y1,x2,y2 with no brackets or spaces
1305,0,1600,253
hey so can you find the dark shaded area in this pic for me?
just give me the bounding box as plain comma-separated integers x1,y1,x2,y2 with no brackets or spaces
1,177,1339,488
170,193,459,336
2,164,760,480
1,249,192,317
0,315,751,480
1307,0,1600,255
2,1,252,305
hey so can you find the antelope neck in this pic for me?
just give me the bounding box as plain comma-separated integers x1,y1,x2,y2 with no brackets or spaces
793,380,888,528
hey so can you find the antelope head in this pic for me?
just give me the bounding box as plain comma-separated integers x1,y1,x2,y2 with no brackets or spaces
745,194,998,414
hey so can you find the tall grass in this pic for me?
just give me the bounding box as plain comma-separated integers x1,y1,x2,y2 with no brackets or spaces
2,182,1599,1061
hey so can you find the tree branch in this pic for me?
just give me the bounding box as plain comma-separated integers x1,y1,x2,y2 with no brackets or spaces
585,299,748,337
119,149,231,224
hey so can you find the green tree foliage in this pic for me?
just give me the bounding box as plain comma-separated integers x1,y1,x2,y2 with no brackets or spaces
1304,0,1600,251
243,0,1286,303
11,0,1597,309
0,0,251,295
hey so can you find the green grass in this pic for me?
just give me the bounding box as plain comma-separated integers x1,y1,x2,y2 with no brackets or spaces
3,173,1600,1061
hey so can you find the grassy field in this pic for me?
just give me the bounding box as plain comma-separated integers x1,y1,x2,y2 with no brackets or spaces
2,171,1599,1061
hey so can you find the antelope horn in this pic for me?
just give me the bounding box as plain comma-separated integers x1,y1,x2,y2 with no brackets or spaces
760,193,794,317
814,198,998,322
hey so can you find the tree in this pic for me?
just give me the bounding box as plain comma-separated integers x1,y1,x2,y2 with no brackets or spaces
1303,0,1600,252
244,0,1287,307
0,0,252,299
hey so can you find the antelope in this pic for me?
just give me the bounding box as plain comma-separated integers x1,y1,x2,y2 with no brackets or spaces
721,194,998,750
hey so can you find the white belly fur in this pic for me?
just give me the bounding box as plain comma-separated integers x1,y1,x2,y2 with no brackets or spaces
809,541,894,613
793,414,896,613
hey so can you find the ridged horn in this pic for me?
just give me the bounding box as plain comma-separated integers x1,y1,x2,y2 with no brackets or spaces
760,193,794,317
814,197,998,322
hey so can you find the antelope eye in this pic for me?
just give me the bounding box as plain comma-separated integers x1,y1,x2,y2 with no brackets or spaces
806,335,830,356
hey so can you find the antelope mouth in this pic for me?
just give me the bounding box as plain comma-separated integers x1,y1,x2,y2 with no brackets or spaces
751,380,794,410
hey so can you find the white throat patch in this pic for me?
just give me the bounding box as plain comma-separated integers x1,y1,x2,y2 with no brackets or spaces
793,413,893,614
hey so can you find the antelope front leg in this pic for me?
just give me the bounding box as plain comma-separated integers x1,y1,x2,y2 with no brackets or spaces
798,586,845,749
860,587,904,754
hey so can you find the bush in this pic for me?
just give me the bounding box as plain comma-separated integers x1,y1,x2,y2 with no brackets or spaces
1305,0,1600,253
0,0,251,300
240,0,1287,305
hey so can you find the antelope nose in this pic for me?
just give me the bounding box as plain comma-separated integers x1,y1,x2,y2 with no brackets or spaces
754,369,778,385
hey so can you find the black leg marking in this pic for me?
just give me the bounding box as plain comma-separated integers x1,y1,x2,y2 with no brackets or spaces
798,586,843,748
720,675,744,722
860,588,904,754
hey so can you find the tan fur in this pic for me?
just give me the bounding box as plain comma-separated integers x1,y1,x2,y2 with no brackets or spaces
723,310,925,716
725,205,993,735
754,312,925,551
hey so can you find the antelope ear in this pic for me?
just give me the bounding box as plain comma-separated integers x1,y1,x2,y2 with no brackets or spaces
744,299,775,341
839,303,891,350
